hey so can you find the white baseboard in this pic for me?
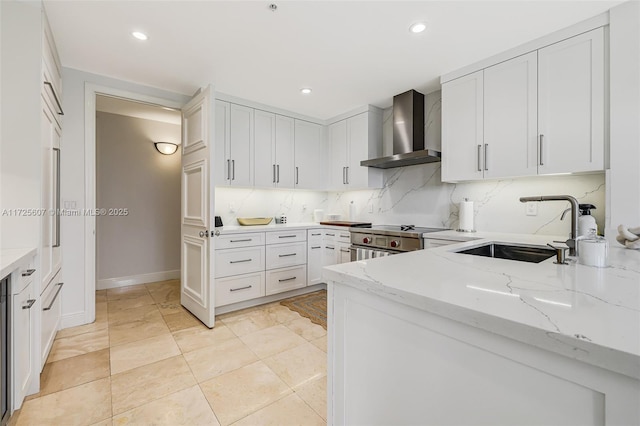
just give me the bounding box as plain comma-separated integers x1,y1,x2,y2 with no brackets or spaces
60,311,88,329
97,270,180,290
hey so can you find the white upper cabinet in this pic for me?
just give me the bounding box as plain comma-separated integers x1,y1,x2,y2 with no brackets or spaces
442,26,606,182
254,109,276,188
328,110,383,190
216,101,254,187
441,71,484,182
275,115,295,188
294,120,324,190
483,52,538,179
538,27,605,175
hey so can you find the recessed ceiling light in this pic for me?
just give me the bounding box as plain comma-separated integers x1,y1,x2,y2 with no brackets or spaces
409,22,427,34
132,31,148,41
300,88,312,95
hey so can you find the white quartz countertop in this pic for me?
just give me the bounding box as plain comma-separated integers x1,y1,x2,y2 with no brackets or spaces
323,231,640,379
1,248,37,278
216,222,338,234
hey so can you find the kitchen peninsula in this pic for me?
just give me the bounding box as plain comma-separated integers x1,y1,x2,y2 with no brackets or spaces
324,231,640,425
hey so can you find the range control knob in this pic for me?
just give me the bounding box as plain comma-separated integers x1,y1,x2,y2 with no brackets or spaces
363,237,371,244
390,240,400,248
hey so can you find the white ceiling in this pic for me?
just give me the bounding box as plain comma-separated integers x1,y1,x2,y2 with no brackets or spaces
96,95,181,125
45,1,622,119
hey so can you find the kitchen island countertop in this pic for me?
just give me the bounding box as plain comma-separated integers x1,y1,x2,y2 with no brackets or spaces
324,231,640,379
1,248,37,279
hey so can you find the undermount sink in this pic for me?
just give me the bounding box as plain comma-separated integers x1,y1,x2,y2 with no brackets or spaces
456,243,555,264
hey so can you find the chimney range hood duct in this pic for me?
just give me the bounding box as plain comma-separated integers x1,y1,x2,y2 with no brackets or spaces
361,89,441,169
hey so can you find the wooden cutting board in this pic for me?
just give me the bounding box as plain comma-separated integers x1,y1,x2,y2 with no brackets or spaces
319,221,372,227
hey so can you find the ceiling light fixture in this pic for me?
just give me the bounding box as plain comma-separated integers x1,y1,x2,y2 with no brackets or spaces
409,22,427,34
132,31,148,41
154,142,178,155
300,88,312,95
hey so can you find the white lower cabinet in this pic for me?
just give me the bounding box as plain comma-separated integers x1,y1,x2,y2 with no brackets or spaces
13,278,35,409
266,242,306,270
266,266,307,296
40,271,62,369
307,229,324,285
214,246,265,278
215,272,265,307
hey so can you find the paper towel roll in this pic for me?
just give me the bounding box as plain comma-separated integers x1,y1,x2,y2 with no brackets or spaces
458,200,475,232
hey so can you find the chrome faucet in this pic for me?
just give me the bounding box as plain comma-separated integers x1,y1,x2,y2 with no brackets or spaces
519,195,579,256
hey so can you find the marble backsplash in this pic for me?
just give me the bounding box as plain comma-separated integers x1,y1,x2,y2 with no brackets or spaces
215,167,605,238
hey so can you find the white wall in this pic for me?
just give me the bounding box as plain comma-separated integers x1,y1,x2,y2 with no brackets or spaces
96,112,181,287
60,67,189,327
607,1,640,240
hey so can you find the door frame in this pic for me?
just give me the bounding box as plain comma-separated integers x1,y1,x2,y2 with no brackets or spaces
83,84,183,323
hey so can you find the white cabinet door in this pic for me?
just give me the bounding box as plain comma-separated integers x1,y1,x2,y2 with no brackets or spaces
346,112,370,188
266,265,307,295
294,120,324,190
41,101,56,287
215,272,265,307
214,100,230,186
329,121,348,190
483,52,538,179
323,244,337,267
307,242,323,285
538,27,605,174
14,281,35,408
441,70,484,182
275,115,295,188
254,109,276,188
337,243,352,264
229,103,254,186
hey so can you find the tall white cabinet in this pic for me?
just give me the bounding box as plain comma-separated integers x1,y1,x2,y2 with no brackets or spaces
442,26,606,182
216,101,254,187
294,120,324,190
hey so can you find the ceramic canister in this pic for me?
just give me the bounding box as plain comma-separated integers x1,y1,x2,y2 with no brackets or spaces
578,235,609,267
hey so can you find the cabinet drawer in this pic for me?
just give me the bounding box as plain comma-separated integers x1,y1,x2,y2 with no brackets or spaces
336,231,351,243
266,242,307,270
215,272,265,307
423,238,463,249
215,232,265,249
266,229,306,244
15,261,36,294
215,246,265,278
308,229,324,244
266,266,307,296
41,271,63,368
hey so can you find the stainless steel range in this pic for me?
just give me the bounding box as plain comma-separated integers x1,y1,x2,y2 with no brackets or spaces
350,225,449,261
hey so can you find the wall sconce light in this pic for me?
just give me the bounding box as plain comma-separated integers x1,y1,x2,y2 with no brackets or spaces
154,142,178,155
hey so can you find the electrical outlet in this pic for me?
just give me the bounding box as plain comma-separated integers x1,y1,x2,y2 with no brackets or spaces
302,204,307,211
229,203,235,213
526,202,538,216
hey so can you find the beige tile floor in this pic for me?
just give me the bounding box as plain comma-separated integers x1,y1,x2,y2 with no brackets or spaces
12,280,327,426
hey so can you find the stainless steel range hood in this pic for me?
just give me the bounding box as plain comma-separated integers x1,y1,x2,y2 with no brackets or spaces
361,89,441,169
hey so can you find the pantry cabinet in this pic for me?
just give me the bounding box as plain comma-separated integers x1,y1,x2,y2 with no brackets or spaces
441,27,606,182
328,109,383,190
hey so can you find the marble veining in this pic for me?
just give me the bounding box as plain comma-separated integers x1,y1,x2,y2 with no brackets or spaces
323,231,640,380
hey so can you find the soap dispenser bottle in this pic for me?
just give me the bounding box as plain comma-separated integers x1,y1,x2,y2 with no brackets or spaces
578,204,597,237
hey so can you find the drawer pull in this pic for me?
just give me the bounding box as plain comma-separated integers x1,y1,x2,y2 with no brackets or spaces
340,234,349,238
230,259,252,264
326,233,335,237
278,253,296,257
21,269,36,277
22,299,36,310
340,249,350,253
325,246,335,250
278,276,297,282
311,246,321,249
43,282,64,311
230,285,252,292
278,235,297,239
311,233,321,236
230,239,252,243
44,81,64,115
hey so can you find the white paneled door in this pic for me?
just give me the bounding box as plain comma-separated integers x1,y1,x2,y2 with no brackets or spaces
181,86,216,328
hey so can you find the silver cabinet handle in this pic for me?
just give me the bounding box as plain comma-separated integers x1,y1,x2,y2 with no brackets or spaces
21,269,36,277
278,276,296,282
199,230,209,238
278,235,296,239
342,167,346,184
53,147,61,247
230,259,252,264
311,246,321,249
340,234,349,238
232,160,235,180
43,282,64,311
278,253,296,257
326,233,335,237
295,167,299,185
230,285,252,292
325,246,335,250
346,166,349,184
227,159,231,180
272,164,276,183
340,249,350,253
276,164,279,183
477,145,482,172
22,299,36,310
44,81,64,115
311,233,321,236
230,239,252,243
484,144,488,171
539,135,544,166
